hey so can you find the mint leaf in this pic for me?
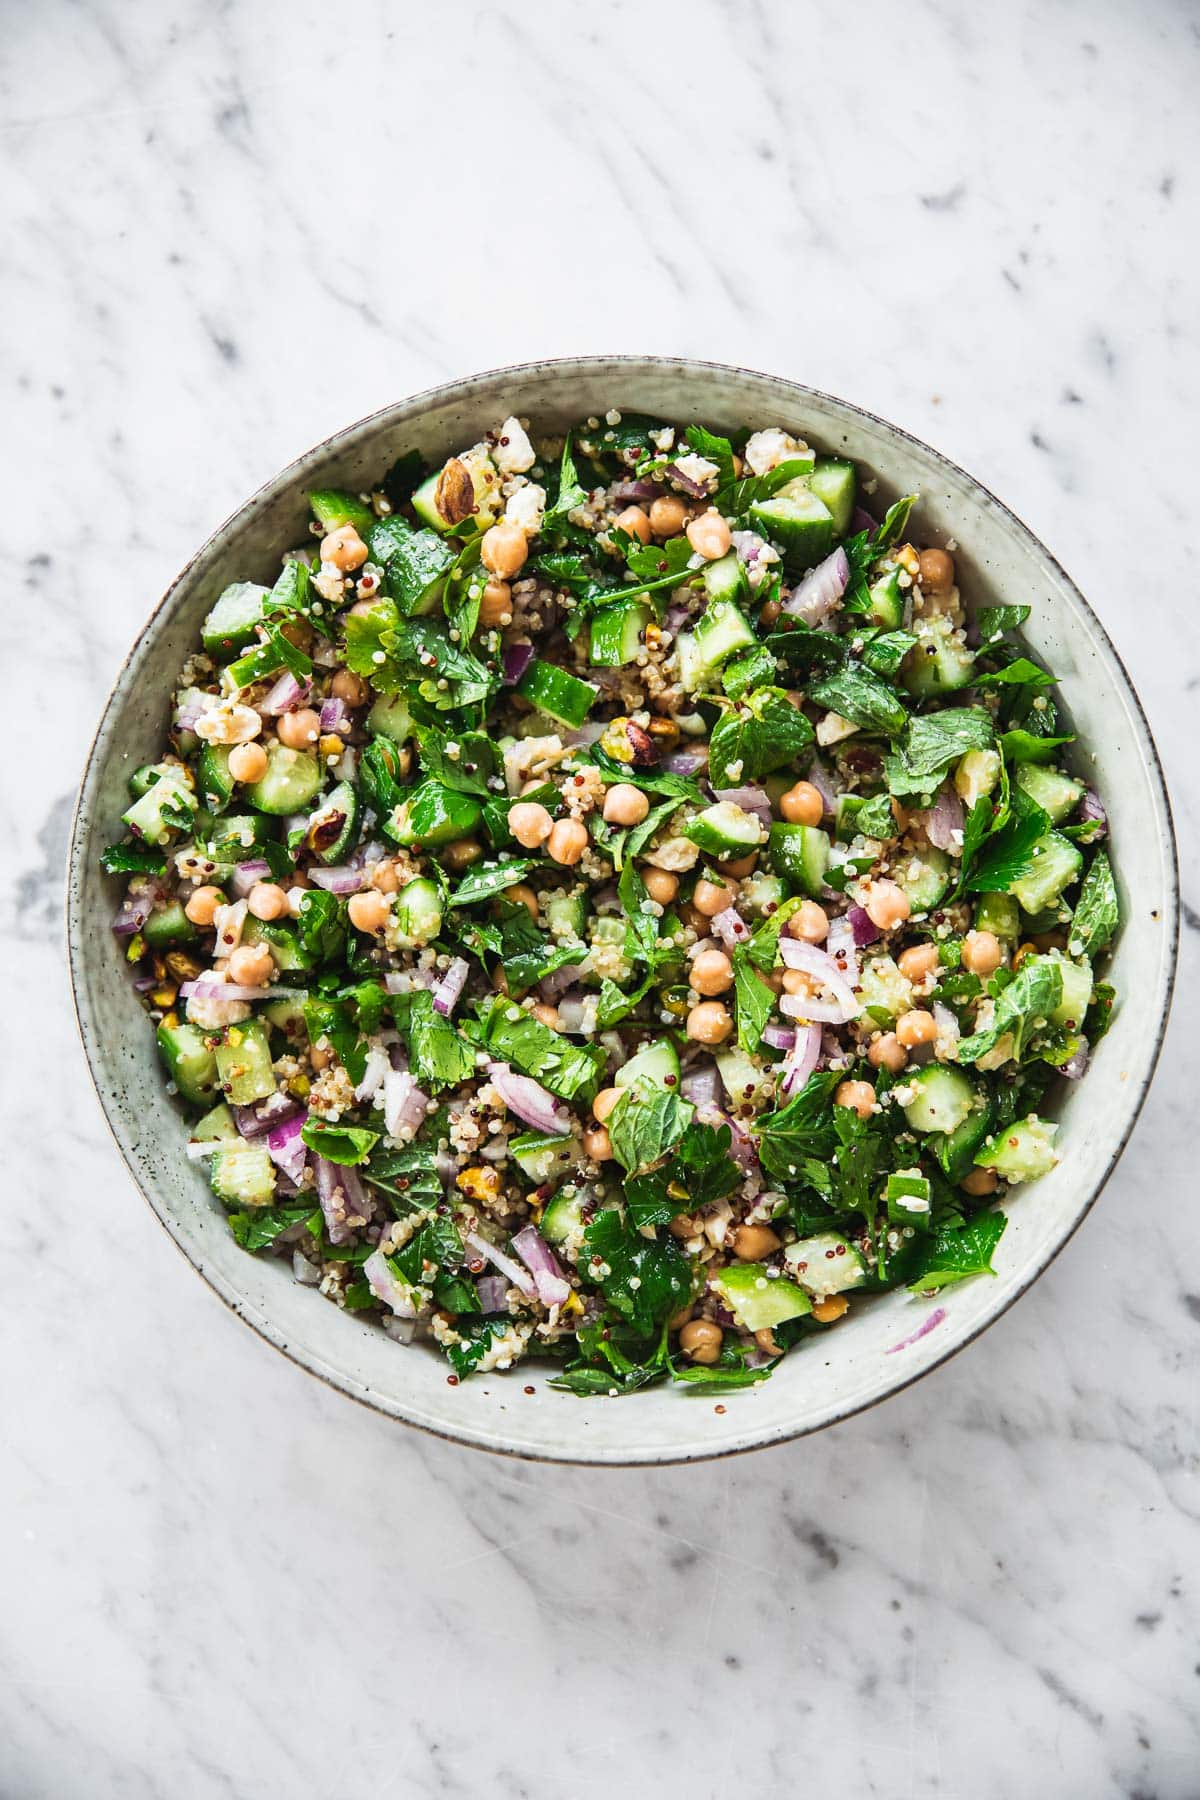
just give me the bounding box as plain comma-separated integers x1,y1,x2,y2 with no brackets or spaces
708,686,816,786
807,663,908,736
414,724,498,795
606,1085,693,1176
447,858,538,907
885,708,995,798
228,1204,319,1252
976,604,1031,643
1070,851,1119,959
732,945,774,1052
300,1119,380,1165
998,729,1075,765
956,957,1063,1063
909,1211,1007,1293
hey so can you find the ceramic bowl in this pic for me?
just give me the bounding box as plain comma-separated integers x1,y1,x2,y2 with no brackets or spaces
67,357,1178,1464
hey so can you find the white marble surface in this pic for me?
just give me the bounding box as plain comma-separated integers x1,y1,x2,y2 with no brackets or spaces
3,1,1198,1794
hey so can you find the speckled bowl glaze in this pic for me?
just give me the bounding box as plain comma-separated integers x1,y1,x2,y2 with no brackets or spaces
68,358,1178,1465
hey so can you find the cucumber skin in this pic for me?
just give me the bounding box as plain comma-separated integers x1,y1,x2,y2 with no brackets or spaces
769,823,830,897
157,1022,218,1106
244,745,324,816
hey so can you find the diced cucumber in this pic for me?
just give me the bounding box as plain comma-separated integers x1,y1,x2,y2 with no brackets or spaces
388,781,482,849
309,488,375,537
1034,951,1093,1029
885,1170,932,1227
241,916,314,975
866,568,905,629
390,876,443,948
683,801,765,861
262,994,308,1039
201,582,269,660
716,1045,774,1111
214,1019,276,1106
955,748,1002,808
302,780,360,864
411,471,453,533
589,598,652,666
769,823,830,897
931,1095,994,1183
693,598,757,672
749,483,834,570
210,1144,277,1209
973,892,1019,943
122,769,197,846
367,693,413,743
584,916,632,985
675,631,708,694
1008,832,1083,914
615,1038,680,1092
127,762,164,800
737,871,786,917
157,1021,218,1106
143,900,198,949
893,845,951,914
858,954,914,1025
510,1134,576,1187
192,1101,237,1144
1015,763,1085,825
368,516,452,616
516,660,598,729
901,1064,975,1136
197,743,235,810
542,887,586,943
784,1232,867,1298
193,810,275,862
807,457,857,537
702,551,750,607
975,1114,1058,1182
903,618,976,697
540,1187,587,1246
412,452,500,534
244,743,324,816
709,1264,811,1332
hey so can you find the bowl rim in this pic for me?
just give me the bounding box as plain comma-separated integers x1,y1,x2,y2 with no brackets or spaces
66,354,1180,1465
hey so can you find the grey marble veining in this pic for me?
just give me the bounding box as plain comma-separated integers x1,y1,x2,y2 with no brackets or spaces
2,0,1198,1795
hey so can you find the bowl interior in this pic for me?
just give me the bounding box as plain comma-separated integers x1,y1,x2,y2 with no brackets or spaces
68,358,1177,1464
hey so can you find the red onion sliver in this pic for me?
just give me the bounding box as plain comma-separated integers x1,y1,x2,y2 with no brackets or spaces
266,1110,308,1185
308,865,367,895
662,461,708,498
803,759,837,818
710,905,751,950
760,1022,796,1052
781,1023,822,1095
231,859,270,899
475,1274,511,1314
886,1306,947,1353
847,904,882,948
777,938,860,1020
712,785,772,830
319,696,353,735
261,671,308,715
1061,1037,1090,1080
314,1156,368,1246
363,1250,418,1318
464,1230,536,1299
920,782,964,854
611,478,665,503
431,957,469,1018
486,1062,569,1136
502,642,536,687
680,1062,722,1112
510,1225,571,1307
782,546,849,624
383,1068,429,1138
661,748,707,776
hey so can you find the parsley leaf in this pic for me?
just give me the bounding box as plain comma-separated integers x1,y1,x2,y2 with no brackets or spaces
403,988,477,1091
684,423,737,491
581,1208,693,1335
413,724,498,795
976,604,1031,643
102,841,167,876
228,1204,320,1252
447,858,538,907
475,995,606,1103
546,434,587,521
363,1141,442,1213
998,729,1075,765
731,944,775,1052
754,1069,842,1184
586,745,706,805
964,787,1050,893
861,629,918,677
295,890,347,964
974,656,1056,691
623,1122,740,1229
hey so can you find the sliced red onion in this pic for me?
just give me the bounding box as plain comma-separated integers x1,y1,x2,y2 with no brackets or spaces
435,1145,458,1188
760,1022,796,1051
555,995,593,1035
847,904,882,948
308,864,367,895
464,1229,536,1298
234,1091,301,1138
725,1116,759,1172
355,1043,391,1104
292,1248,321,1285
337,745,358,784
661,747,707,776
712,785,772,831
663,598,699,637
680,1062,722,1112
314,1156,368,1245
710,905,751,952
851,505,877,534
132,973,158,993
824,915,861,985
539,962,583,1000
886,1306,947,1352
662,461,708,498
261,671,308,715
178,976,306,1002
782,546,849,623
231,858,270,899
475,1274,511,1314
777,938,860,1022
185,1137,236,1161
266,1110,308,1185
363,1249,418,1317
1061,1037,1090,1080
781,1023,822,1095
1077,790,1108,838
319,696,353,735
920,782,964,854
610,477,664,503
502,641,536,686
383,1068,429,1138
112,876,167,937
803,759,837,818
486,1061,569,1135
561,719,606,747
432,957,469,1018
510,1224,571,1307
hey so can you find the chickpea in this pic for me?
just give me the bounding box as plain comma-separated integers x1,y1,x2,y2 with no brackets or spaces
507,883,539,920
442,838,482,872
321,524,369,572
918,547,955,593
678,1318,723,1364
477,579,512,628
835,1079,876,1120
649,494,688,538
547,818,588,865
347,889,391,934
531,1003,560,1030
668,1214,697,1240
602,783,649,827
509,801,554,848
642,868,679,905
615,504,652,544
480,521,528,579
369,858,403,893
685,509,732,561
759,597,782,630
781,968,817,997
330,669,368,707
583,1125,612,1162
693,876,738,918
779,780,824,826
788,899,829,944
717,852,758,879
669,1304,695,1330
863,879,911,931
812,1295,849,1324
691,948,734,996
868,1032,908,1073
755,1326,784,1355
228,942,274,987
492,966,509,994
961,1167,999,1197
277,708,321,750
247,882,288,922
227,741,268,784
732,1222,782,1261
963,929,1003,976
593,1087,624,1123
184,885,224,927
896,1008,938,1049
309,1044,334,1073
686,1000,733,1045
897,941,939,983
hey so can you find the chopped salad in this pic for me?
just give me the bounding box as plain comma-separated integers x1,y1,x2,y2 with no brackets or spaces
104,411,1119,1394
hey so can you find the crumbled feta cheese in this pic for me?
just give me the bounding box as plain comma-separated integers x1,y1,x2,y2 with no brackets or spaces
744,428,807,477
504,482,547,536
671,452,719,492
194,700,262,746
492,416,536,475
